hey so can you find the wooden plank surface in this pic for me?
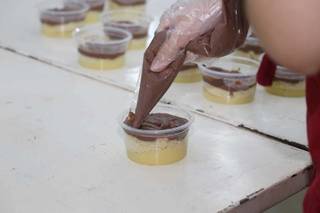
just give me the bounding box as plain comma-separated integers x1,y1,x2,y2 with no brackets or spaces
0,49,311,213
0,0,308,147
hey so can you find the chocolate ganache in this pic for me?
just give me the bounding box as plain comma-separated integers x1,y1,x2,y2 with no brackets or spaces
40,5,86,25
124,112,189,141
111,0,146,6
203,66,256,95
105,21,148,39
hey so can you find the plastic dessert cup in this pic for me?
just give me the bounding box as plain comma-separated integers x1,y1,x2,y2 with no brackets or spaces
109,0,146,12
174,63,202,83
103,10,152,50
235,36,264,61
74,25,132,70
120,104,194,165
38,0,89,38
266,66,305,97
81,0,105,23
199,56,259,105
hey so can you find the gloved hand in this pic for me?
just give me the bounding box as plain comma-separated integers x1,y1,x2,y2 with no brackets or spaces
151,0,248,72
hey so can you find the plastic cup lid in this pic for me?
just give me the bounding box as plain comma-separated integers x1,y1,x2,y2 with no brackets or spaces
199,56,259,78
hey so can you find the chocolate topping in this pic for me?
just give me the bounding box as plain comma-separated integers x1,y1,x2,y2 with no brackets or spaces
111,0,145,6
90,4,105,11
273,76,305,84
203,66,255,94
48,7,76,12
78,32,127,59
126,112,188,130
76,0,104,11
78,47,124,59
40,4,87,25
180,64,198,72
124,112,189,141
103,29,130,40
105,21,148,39
77,28,130,59
273,67,305,84
238,44,264,54
133,0,248,127
203,75,256,96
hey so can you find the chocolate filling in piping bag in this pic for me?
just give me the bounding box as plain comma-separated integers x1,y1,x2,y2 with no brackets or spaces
132,31,186,128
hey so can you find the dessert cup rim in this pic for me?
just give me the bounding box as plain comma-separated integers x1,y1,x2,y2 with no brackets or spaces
102,9,153,25
120,104,194,137
38,1,90,15
276,66,305,80
198,56,259,78
111,0,146,3
73,24,133,45
82,0,105,5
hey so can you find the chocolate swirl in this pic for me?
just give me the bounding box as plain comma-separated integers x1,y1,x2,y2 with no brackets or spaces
124,112,189,141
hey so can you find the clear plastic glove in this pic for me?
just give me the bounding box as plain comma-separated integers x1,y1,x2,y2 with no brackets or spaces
151,0,248,72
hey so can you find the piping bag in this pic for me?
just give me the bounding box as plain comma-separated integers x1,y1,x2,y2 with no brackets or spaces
131,0,249,128
131,31,186,128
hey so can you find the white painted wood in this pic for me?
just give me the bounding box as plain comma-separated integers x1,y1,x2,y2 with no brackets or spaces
165,83,307,147
0,49,311,213
0,0,172,90
0,0,308,147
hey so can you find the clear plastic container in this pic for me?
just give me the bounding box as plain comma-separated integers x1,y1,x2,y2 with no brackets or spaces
266,66,306,97
38,0,89,38
198,56,259,104
109,0,146,12
76,0,105,23
74,25,132,70
235,36,264,61
120,104,194,165
103,9,152,50
174,63,202,83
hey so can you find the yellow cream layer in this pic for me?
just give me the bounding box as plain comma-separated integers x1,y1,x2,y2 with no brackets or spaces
129,38,147,50
79,53,125,70
125,135,187,165
41,22,84,38
85,11,102,23
203,82,256,104
266,80,305,97
109,1,145,11
174,68,202,83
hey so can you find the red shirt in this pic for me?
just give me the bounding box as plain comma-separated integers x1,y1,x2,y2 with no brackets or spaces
258,55,320,212
304,74,320,212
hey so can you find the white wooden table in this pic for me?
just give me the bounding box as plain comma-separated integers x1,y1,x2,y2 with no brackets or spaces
0,0,308,148
0,49,311,213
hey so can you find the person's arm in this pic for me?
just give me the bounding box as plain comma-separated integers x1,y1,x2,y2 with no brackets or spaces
245,0,320,74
